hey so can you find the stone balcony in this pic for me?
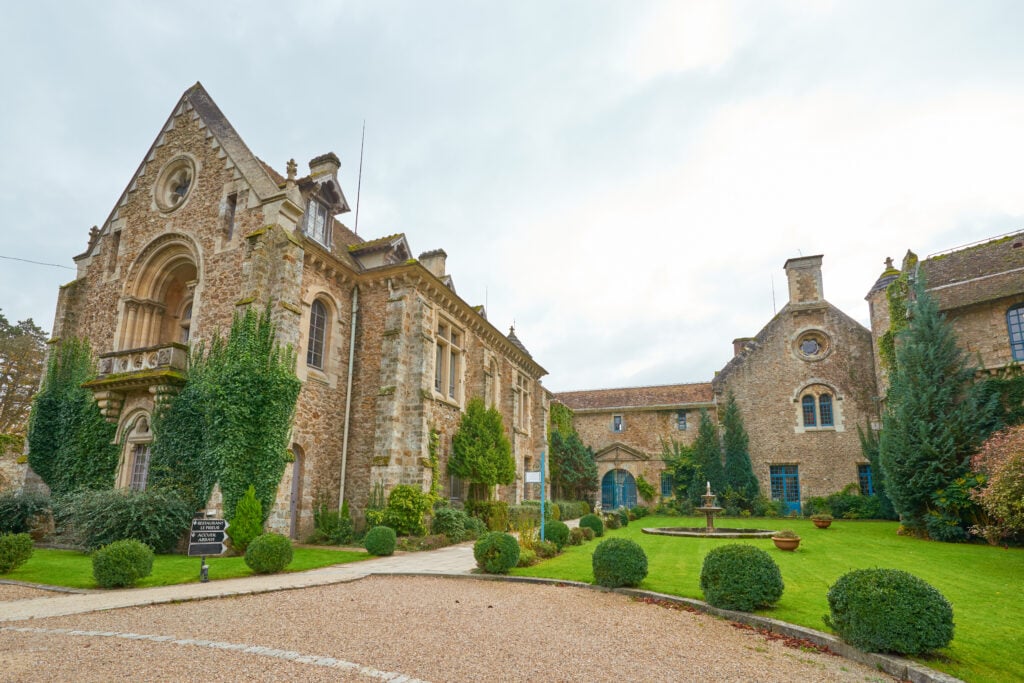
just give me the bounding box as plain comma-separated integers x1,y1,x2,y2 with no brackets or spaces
83,343,189,422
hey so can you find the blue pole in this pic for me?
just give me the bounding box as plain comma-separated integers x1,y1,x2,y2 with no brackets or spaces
540,449,546,542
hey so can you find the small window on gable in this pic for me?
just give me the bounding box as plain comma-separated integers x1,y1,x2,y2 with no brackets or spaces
612,415,624,432
801,395,817,427
1008,304,1024,361
676,411,687,431
303,199,331,246
307,299,327,369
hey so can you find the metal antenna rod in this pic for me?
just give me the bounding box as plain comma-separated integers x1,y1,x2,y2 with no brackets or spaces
354,120,366,235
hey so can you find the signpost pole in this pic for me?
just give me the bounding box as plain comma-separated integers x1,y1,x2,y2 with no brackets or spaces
540,449,546,542
200,556,209,582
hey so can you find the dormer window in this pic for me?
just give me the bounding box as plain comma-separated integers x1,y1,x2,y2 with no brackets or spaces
303,199,331,246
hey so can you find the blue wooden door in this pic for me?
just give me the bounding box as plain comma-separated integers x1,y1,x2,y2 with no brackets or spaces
601,470,637,510
770,465,801,514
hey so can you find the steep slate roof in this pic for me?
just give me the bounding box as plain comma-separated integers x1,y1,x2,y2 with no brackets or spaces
920,231,1024,311
555,383,713,411
506,326,532,358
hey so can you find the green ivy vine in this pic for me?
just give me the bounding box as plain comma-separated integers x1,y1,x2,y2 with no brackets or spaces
428,428,441,499
879,268,912,373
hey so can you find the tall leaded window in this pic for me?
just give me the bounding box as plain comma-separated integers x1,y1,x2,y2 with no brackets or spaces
129,444,151,491
858,464,875,496
612,415,624,432
676,411,687,430
801,395,817,427
660,472,674,497
307,300,327,368
434,319,463,403
1009,304,1024,361
513,372,530,430
303,199,331,246
819,394,834,426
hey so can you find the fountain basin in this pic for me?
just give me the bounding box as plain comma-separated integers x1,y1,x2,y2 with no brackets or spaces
642,527,779,539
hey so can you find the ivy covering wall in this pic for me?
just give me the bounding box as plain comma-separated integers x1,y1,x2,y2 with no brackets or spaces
27,338,118,497
151,307,301,523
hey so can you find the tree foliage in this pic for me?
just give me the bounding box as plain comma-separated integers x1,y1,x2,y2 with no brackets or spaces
970,425,1024,544
857,421,897,520
721,392,759,500
689,409,725,504
0,310,47,436
450,396,514,500
27,338,118,497
879,282,994,532
548,404,597,502
662,437,696,501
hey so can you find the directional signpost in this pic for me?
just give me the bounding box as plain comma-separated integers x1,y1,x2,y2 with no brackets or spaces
188,518,229,582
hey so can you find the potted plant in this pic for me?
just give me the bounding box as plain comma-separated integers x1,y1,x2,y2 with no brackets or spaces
811,513,833,529
771,529,801,551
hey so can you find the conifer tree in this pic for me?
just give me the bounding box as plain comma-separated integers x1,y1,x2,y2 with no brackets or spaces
548,403,597,501
721,392,759,500
879,281,993,532
450,397,515,501
689,409,725,504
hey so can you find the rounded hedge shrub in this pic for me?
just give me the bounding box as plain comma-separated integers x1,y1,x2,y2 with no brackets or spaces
473,531,520,574
544,519,570,550
700,544,783,612
534,539,558,559
92,539,154,588
568,527,586,545
431,506,468,542
580,526,595,541
244,533,294,574
0,532,34,573
579,514,604,537
516,548,537,567
824,569,954,654
364,526,397,556
604,513,621,530
592,538,648,588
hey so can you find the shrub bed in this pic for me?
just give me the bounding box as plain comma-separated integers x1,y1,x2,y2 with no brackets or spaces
579,514,604,537
592,538,647,588
700,544,784,612
473,532,520,573
244,533,293,574
364,526,397,556
0,491,51,535
431,506,468,542
58,488,192,553
824,568,954,654
0,533,33,573
92,539,154,588
568,527,586,545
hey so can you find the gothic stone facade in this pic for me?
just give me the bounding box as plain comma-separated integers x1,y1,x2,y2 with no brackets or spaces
49,83,548,537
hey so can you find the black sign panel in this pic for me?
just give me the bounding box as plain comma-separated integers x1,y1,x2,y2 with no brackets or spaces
191,519,229,533
188,542,227,556
188,518,229,556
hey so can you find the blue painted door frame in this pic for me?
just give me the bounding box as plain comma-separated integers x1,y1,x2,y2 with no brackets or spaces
601,469,637,510
770,465,801,514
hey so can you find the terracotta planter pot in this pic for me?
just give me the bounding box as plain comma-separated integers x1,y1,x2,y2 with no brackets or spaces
771,536,800,551
813,519,832,529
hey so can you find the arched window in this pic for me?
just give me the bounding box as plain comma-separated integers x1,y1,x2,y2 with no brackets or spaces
179,301,193,344
819,394,834,426
1009,304,1024,361
307,300,327,369
801,395,817,427
118,413,153,491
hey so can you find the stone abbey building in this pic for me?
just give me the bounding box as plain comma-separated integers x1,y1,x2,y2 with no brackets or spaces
559,235,1024,513
47,83,549,537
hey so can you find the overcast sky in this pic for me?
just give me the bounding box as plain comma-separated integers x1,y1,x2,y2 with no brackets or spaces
2,1,1023,392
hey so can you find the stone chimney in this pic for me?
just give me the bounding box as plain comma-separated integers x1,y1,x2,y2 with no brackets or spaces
309,152,341,179
419,249,447,278
783,255,824,305
732,337,754,357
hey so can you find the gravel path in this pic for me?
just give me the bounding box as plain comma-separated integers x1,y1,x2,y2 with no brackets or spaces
0,584,58,602
0,575,890,682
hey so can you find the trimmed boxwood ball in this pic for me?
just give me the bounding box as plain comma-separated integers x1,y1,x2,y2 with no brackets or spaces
592,538,648,588
824,568,954,655
244,533,294,574
364,526,397,556
92,539,154,588
0,533,34,573
544,519,570,550
579,514,604,537
700,544,783,612
473,532,520,573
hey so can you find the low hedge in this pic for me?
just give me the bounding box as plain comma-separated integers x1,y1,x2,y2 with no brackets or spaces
579,514,604,537
364,526,397,556
824,568,954,654
0,533,33,573
244,533,293,574
92,539,154,588
473,532,520,573
57,488,192,553
699,544,783,612
0,490,51,535
592,538,647,588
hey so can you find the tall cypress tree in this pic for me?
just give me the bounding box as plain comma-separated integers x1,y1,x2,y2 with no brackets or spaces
879,281,993,532
722,392,759,500
450,397,515,501
689,408,725,504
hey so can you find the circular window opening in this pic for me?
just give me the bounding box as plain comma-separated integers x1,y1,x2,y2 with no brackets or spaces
795,330,831,361
155,157,196,212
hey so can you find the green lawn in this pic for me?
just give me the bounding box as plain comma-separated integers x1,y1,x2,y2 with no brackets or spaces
2,546,369,590
514,516,1023,683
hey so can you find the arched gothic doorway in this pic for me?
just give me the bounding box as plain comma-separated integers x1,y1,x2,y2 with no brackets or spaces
601,469,637,510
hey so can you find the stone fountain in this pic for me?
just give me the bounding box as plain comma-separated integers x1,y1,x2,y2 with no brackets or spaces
642,482,778,539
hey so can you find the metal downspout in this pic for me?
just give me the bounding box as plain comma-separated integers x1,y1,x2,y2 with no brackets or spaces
339,286,359,510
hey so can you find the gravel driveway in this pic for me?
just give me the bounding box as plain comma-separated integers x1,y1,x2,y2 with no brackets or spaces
0,575,891,682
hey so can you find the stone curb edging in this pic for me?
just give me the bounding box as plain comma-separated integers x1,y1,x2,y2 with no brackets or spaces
0,578,95,595
384,572,965,683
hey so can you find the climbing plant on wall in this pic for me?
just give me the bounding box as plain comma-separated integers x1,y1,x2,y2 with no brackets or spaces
150,306,300,523
27,338,118,497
